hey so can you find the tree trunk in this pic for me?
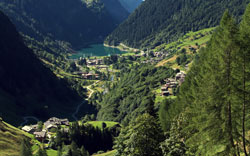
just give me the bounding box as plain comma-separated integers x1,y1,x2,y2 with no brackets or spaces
242,56,248,156
227,50,236,155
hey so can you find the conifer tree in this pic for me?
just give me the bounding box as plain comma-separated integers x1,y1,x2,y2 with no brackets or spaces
20,138,32,156
80,146,90,156
36,145,48,156
238,3,250,156
114,113,164,156
175,10,240,155
57,146,63,156
70,141,81,156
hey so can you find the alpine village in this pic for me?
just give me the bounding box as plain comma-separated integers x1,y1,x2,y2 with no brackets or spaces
0,0,249,156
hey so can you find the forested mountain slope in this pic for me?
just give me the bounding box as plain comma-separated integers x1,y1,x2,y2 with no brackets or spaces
159,8,250,155
0,11,87,125
105,0,248,49
97,65,175,125
0,0,118,48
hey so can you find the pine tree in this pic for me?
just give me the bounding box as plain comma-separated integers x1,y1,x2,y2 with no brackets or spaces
113,126,130,156
80,146,89,156
57,146,63,156
70,141,81,156
36,145,48,156
160,114,190,156
238,3,250,156
20,138,32,156
114,113,164,156
175,10,240,155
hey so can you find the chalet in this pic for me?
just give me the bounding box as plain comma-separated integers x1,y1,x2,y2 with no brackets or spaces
47,133,52,139
161,72,186,96
74,71,87,76
22,125,38,134
164,78,178,89
22,126,35,133
46,124,57,131
34,131,46,142
96,59,103,65
61,119,70,126
162,91,170,96
82,73,99,79
175,72,186,81
86,59,104,66
141,51,146,57
175,71,186,85
47,117,61,125
87,59,96,65
165,78,176,83
161,86,168,91
44,117,70,130
154,52,163,58
97,65,108,69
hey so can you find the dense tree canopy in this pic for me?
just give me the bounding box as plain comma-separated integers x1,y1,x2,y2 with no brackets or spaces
114,113,164,156
97,65,176,125
105,0,248,49
159,7,250,156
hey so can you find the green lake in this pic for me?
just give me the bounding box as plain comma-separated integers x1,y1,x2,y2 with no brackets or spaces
69,44,127,59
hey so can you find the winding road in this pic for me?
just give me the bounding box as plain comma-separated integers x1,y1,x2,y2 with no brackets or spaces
71,80,100,121
20,74,100,126
20,116,39,126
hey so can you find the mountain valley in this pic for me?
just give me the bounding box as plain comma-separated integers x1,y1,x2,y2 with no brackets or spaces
0,0,250,156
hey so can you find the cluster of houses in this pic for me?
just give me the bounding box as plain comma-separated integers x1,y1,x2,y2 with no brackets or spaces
153,51,168,58
22,117,70,142
81,73,100,79
140,51,169,64
142,58,164,64
74,70,101,80
86,58,104,66
161,71,186,96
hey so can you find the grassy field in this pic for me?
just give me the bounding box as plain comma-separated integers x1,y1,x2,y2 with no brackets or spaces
46,149,58,156
155,27,215,70
154,27,215,51
92,150,116,156
0,119,62,156
86,121,119,129
0,120,40,156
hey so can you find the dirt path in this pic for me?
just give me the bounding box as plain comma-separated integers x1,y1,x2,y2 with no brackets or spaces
20,116,39,126
72,80,100,121
20,81,100,125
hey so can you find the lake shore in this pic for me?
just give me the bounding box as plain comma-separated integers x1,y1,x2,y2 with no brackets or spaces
69,44,129,59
